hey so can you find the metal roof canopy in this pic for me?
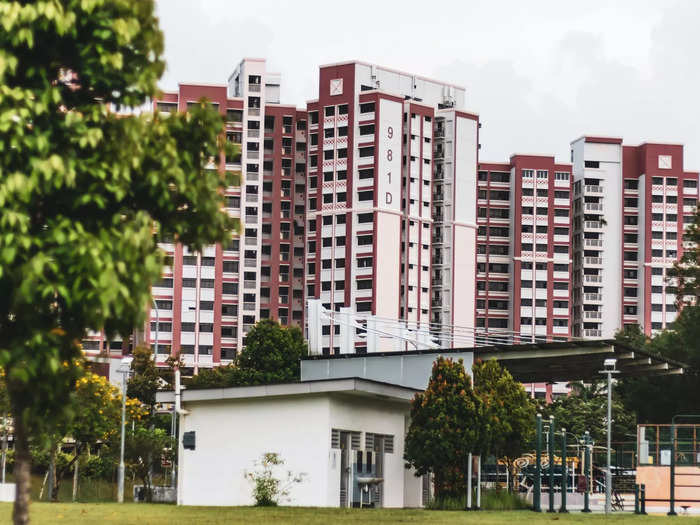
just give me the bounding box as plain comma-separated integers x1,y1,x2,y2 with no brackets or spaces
302,340,685,385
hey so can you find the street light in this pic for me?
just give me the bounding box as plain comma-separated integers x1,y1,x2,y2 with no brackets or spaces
117,356,133,504
599,357,619,514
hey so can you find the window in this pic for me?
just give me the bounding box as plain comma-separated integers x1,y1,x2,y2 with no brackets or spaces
357,235,373,246
154,278,173,288
359,146,375,158
357,279,372,290
554,191,569,200
181,323,195,332
584,160,600,168
324,106,335,117
222,282,238,294
358,212,373,223
555,172,570,181
359,102,375,113
358,190,374,201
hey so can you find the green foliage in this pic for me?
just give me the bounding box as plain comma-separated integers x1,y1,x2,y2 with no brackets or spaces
186,320,308,389
404,357,482,498
245,452,305,507
123,426,173,502
126,345,160,416
425,489,530,511
0,0,236,443
472,359,535,459
472,359,535,491
669,204,700,303
538,380,636,444
615,308,700,423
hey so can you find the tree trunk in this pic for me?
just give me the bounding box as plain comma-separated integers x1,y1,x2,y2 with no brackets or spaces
13,413,31,525
71,453,79,502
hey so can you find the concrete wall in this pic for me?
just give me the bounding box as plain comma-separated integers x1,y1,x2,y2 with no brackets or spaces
177,392,419,508
301,350,475,390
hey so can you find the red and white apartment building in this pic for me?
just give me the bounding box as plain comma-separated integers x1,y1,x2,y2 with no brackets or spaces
571,136,699,339
304,61,479,354
80,58,698,375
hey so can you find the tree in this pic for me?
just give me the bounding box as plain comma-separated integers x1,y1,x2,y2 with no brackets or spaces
539,380,636,444
49,371,122,501
127,345,160,416
669,204,700,302
404,357,482,499
472,359,535,492
186,319,308,389
0,1,236,522
123,426,173,502
615,309,700,423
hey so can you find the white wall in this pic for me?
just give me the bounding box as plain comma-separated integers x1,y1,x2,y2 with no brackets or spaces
452,115,478,332
179,396,331,506
328,396,419,508
178,393,418,508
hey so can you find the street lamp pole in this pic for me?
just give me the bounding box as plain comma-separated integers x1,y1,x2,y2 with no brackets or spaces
599,358,619,515
117,357,133,503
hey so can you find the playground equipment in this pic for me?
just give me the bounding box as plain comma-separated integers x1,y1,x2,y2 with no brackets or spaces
635,416,700,515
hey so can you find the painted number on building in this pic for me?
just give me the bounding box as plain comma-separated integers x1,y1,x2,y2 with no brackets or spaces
378,99,401,212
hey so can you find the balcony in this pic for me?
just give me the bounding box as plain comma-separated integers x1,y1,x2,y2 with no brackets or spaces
583,274,602,284
584,185,604,195
243,302,256,311
248,83,261,93
584,329,602,338
584,293,603,302
584,202,603,213
584,238,603,248
244,280,256,289
584,311,602,320
248,129,260,139
244,258,257,268
584,220,603,230
584,256,603,266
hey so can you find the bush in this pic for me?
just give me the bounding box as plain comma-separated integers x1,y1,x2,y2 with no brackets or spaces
81,454,115,480
245,452,305,506
426,488,530,511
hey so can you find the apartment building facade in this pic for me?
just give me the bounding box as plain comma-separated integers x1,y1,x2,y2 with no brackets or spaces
82,59,308,372
571,136,699,338
304,62,479,354
475,155,573,340
80,59,698,373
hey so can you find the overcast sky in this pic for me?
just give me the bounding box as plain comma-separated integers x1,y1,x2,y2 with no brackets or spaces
156,0,699,169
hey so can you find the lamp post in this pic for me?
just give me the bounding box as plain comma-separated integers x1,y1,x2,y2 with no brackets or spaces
599,358,619,514
581,431,592,513
117,356,133,503
534,413,542,512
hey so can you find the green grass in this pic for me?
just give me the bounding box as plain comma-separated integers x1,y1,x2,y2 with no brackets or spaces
0,503,686,524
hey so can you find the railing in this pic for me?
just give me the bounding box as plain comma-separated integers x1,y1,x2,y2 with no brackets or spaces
584,274,602,283
585,185,604,194
248,84,261,93
585,257,603,265
584,311,602,319
584,221,603,229
585,202,603,212
584,329,602,337
244,258,257,268
243,302,256,311
247,150,259,159
244,280,256,289
584,239,603,247
247,129,260,138
584,293,603,302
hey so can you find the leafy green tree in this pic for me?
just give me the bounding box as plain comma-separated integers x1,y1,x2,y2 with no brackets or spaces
48,371,122,500
472,359,535,492
404,357,482,499
539,380,636,444
127,345,160,416
669,205,700,302
186,319,308,389
615,308,700,423
123,426,174,502
0,1,236,522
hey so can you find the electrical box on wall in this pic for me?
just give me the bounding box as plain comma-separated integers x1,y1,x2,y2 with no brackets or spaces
183,431,196,450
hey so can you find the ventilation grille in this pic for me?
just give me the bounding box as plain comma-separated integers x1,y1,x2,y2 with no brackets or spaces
365,433,375,450
384,435,394,454
331,428,340,449
350,431,361,450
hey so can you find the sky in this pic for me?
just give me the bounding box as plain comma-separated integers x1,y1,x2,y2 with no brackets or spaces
155,0,700,169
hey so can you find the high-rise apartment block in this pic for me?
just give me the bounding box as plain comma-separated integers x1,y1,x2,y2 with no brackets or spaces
476,156,573,340
80,58,698,373
571,137,698,338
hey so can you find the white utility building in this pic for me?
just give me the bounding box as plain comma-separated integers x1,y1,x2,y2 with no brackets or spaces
158,378,427,508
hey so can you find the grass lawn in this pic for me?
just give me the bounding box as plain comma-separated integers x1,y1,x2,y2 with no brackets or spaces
0,503,689,524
